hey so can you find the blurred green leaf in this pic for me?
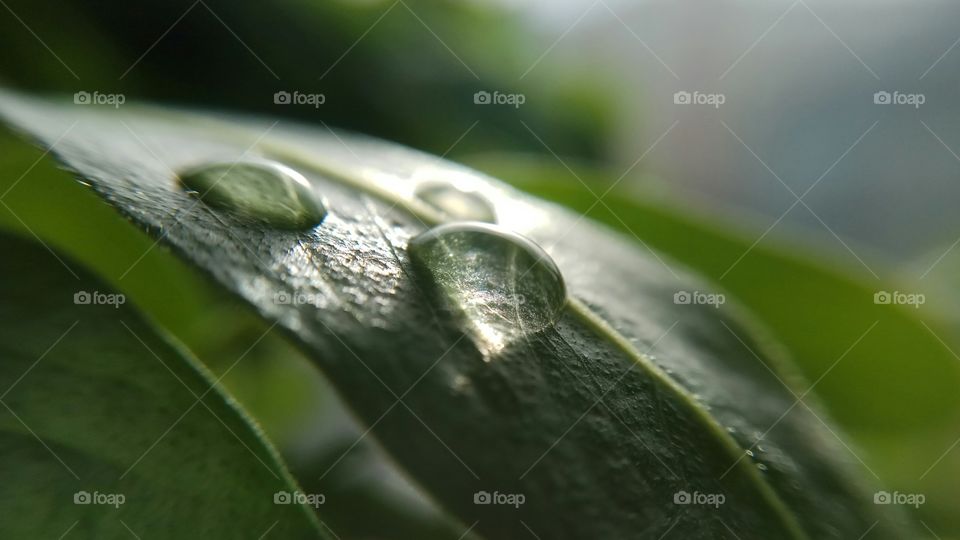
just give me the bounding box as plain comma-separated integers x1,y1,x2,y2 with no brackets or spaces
0,231,325,539
0,0,613,160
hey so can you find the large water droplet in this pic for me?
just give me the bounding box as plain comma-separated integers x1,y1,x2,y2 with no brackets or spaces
414,182,496,223
178,160,326,230
408,222,566,355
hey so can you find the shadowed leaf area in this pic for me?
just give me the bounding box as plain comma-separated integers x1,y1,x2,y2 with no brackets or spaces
0,232,324,539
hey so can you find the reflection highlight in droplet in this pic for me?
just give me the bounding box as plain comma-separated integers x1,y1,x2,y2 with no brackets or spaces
413,182,496,223
178,159,326,230
408,222,566,356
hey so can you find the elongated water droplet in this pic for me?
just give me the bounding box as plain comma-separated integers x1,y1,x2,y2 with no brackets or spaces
414,182,496,223
178,160,325,230
408,222,566,355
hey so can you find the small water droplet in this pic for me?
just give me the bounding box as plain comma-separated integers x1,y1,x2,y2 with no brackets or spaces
178,160,326,230
452,374,471,392
756,463,769,472
414,182,496,223
408,222,566,355
745,449,755,458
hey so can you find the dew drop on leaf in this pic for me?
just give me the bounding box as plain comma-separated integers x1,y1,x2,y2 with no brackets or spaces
408,222,566,355
178,160,326,230
414,182,496,223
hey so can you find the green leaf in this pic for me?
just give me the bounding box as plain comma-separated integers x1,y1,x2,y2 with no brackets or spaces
0,90,916,539
0,232,326,538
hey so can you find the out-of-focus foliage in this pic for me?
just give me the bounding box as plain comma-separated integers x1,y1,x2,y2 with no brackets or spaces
0,0,613,160
0,232,327,539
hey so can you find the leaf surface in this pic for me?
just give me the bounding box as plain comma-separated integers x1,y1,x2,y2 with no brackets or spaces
467,154,960,433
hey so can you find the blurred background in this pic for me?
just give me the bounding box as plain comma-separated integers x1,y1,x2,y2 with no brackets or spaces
1,0,958,536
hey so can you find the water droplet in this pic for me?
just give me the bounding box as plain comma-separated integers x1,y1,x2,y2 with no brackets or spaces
414,182,496,223
408,222,566,355
178,160,325,230
452,374,471,393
